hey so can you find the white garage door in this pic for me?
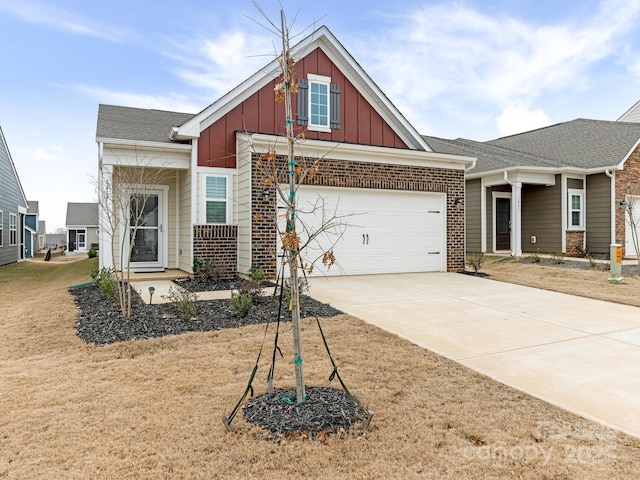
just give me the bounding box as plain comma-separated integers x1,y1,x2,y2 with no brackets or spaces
278,186,446,276
625,195,640,258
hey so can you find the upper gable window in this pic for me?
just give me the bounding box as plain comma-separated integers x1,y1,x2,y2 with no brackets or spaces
297,74,340,131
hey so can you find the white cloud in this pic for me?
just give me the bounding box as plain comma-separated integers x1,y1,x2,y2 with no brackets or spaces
14,145,62,163
0,0,133,42
350,0,640,137
72,86,201,113
496,104,552,137
165,29,277,97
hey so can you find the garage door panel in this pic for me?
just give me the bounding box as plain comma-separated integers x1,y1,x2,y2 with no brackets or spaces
278,186,446,276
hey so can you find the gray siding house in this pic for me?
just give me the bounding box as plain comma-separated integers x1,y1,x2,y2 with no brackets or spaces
425,118,640,258
0,126,28,266
66,203,99,253
25,200,39,258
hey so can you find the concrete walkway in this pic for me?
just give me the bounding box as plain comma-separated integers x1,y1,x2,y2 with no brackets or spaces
307,273,640,438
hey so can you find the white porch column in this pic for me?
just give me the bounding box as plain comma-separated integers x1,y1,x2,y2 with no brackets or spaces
511,181,523,257
99,164,114,269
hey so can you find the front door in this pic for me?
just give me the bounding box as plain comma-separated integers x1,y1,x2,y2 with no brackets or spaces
77,230,86,250
129,191,164,271
495,197,511,251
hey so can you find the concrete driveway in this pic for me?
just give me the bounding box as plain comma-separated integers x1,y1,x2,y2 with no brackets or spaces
308,272,640,438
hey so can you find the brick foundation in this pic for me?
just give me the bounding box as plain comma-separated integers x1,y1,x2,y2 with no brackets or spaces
193,225,238,279
251,153,465,278
565,230,584,256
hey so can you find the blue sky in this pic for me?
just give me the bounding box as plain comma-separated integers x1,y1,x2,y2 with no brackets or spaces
2,0,640,231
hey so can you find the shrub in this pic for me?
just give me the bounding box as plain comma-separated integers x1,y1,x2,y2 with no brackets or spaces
551,252,565,264
586,253,597,268
531,249,541,263
465,251,485,273
237,265,266,298
87,248,97,258
231,292,253,318
163,286,198,320
193,257,224,281
90,267,117,299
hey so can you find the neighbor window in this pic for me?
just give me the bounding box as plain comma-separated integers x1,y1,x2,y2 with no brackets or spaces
0,211,3,247
9,213,17,245
568,189,584,230
296,74,340,131
204,176,228,224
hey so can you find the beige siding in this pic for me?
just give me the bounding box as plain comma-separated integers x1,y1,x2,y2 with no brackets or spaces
236,139,252,274
87,227,99,249
586,173,611,254
521,175,562,253
465,179,481,251
178,168,193,272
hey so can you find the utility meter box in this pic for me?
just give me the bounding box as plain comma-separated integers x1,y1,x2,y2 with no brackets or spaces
609,244,623,283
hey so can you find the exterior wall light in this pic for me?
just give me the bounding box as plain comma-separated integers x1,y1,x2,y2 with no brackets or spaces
454,198,464,208
262,189,270,202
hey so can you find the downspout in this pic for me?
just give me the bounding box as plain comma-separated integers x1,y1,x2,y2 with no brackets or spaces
605,169,616,245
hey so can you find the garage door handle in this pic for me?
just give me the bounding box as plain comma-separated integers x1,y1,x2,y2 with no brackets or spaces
363,234,366,245
366,234,369,245
428,251,440,255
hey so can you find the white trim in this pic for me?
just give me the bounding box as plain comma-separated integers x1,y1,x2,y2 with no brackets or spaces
480,178,486,252
492,192,511,253
200,174,233,225
307,74,331,132
238,132,473,170
97,137,192,152
567,188,585,231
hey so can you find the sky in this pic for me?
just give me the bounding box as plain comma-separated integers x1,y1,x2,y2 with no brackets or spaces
2,0,640,232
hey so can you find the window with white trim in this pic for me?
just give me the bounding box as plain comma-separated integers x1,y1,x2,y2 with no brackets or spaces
203,176,229,224
296,74,340,131
9,213,17,245
568,189,584,230
0,211,3,247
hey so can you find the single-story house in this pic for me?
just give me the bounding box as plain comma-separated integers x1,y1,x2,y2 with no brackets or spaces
65,202,99,253
0,125,28,266
25,200,40,258
96,26,474,278
425,118,640,258
46,233,66,249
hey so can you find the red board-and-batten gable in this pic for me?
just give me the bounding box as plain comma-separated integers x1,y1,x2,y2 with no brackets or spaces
191,30,424,168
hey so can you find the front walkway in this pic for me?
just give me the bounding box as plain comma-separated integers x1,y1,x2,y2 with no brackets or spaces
308,272,640,438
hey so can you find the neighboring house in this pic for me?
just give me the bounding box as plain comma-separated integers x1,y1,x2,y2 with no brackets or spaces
0,126,28,266
38,220,46,250
96,26,473,277
24,200,39,258
425,118,640,258
65,203,99,253
46,233,66,249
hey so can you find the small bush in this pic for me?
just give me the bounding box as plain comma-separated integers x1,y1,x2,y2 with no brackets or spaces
465,251,485,273
586,253,597,268
193,257,223,281
87,248,97,258
163,286,198,320
90,267,117,299
531,249,541,263
231,292,253,318
236,265,266,298
551,252,565,264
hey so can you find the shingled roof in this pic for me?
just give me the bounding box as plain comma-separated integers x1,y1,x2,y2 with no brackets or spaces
96,104,195,144
425,118,640,176
66,202,99,227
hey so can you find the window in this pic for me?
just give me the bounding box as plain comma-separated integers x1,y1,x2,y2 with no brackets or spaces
0,211,3,247
568,189,584,230
9,213,17,245
204,176,228,224
297,74,340,131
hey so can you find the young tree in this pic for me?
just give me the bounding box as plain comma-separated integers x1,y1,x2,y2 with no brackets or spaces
94,152,169,318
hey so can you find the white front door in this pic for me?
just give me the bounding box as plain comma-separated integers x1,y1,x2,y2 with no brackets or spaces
278,186,446,276
128,188,167,271
77,230,86,250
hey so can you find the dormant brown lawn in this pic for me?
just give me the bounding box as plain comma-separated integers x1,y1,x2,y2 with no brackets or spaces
1,257,640,479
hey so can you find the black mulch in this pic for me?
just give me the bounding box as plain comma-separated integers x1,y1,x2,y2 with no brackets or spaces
243,386,366,437
172,276,237,292
72,285,343,345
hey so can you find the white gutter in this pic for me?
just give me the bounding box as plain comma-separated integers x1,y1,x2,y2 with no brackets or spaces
605,169,616,244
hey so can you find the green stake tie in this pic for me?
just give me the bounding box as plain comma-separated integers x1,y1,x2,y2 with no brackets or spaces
294,356,303,366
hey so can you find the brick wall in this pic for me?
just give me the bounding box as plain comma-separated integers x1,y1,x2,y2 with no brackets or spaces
565,230,584,256
615,144,640,256
251,153,466,278
193,225,237,279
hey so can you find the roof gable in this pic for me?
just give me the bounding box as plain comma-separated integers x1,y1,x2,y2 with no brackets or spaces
66,202,99,227
174,26,430,152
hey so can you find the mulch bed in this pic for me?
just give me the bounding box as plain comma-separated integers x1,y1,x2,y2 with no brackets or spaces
243,386,366,438
72,285,342,345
